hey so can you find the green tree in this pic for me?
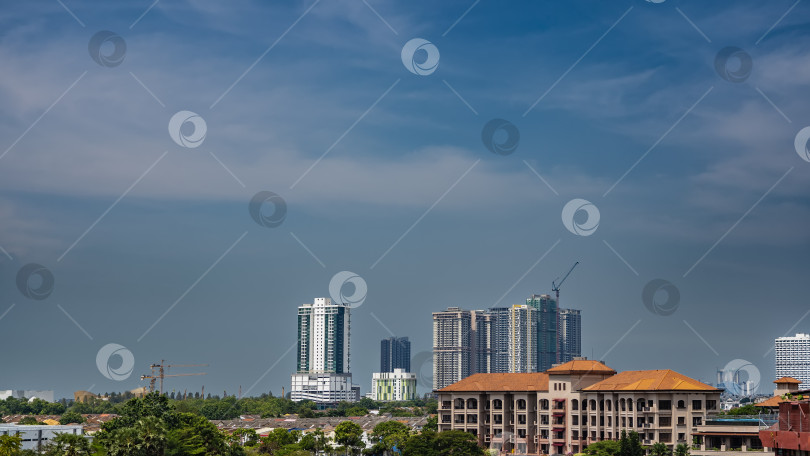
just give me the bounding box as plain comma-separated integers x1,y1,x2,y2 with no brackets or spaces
370,420,410,454
399,431,437,456
17,417,40,425
627,431,644,456
422,416,437,433
335,421,364,455
650,442,670,456
0,434,22,456
43,433,92,456
434,430,485,455
59,411,85,425
231,428,259,447
674,443,690,456
586,440,621,456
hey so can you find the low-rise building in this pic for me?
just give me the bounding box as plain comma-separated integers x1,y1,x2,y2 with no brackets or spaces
0,424,84,451
692,416,776,456
436,358,721,455
371,369,417,401
0,390,55,402
759,399,810,456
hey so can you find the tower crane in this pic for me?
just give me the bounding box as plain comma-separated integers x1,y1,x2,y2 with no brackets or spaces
141,361,208,394
551,261,579,364
551,261,579,301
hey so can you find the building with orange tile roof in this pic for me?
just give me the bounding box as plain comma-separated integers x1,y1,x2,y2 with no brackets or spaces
436,358,721,455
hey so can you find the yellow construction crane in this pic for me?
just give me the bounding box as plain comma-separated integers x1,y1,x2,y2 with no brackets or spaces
140,360,208,394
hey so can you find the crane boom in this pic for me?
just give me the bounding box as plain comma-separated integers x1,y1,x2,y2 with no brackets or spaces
552,261,579,297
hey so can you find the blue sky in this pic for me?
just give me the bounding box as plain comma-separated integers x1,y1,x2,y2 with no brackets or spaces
1,0,809,399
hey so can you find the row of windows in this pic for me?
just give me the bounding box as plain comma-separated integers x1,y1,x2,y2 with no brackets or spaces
444,398,716,411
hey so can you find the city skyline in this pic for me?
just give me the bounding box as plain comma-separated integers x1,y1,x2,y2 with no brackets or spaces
1,0,809,400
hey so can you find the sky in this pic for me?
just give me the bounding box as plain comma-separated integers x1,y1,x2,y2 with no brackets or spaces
1,0,809,400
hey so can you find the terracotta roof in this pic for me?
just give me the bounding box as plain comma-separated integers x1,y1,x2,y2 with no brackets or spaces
584,370,718,391
774,377,802,384
754,396,785,408
438,373,549,392
546,360,616,375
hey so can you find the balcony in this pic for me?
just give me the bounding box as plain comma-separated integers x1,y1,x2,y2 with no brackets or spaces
644,440,653,445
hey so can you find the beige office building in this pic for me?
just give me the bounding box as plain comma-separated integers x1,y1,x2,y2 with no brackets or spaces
437,359,721,455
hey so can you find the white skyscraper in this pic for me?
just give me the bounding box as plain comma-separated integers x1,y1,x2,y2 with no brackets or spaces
508,304,537,373
775,333,810,389
291,298,358,403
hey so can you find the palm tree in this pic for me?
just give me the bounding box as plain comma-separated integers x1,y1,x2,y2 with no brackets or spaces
43,433,92,456
650,442,671,456
135,416,167,456
0,434,23,456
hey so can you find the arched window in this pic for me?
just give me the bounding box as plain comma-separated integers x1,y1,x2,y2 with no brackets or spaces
454,398,465,409
606,400,612,411
572,399,579,410
620,398,626,411
590,399,597,411
677,400,685,409
637,398,645,410
493,399,503,410
628,399,633,411
517,399,527,410
540,399,549,410
467,398,478,409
